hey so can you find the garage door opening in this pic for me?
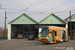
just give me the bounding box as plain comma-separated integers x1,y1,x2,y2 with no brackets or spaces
11,24,38,39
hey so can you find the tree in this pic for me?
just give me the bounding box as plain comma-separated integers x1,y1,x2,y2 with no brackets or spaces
0,27,3,35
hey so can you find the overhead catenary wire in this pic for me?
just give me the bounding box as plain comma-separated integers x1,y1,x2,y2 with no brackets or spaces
0,0,75,14
0,8,73,14
29,0,32,6
25,0,32,11
41,0,73,13
6,11,70,20
6,10,70,15
0,0,74,14
0,6,75,15
0,8,73,19
53,6,75,14
6,11,69,18
0,8,24,11
25,0,47,10
62,6,75,11
0,8,39,13
31,0,46,6
44,11,69,14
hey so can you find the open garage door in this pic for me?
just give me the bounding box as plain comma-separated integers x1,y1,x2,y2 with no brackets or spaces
11,24,38,39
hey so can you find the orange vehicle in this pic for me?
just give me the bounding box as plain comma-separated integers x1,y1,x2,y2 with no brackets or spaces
40,26,69,43
17,34,23,38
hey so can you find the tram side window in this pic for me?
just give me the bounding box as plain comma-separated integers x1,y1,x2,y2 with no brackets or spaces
55,31,57,36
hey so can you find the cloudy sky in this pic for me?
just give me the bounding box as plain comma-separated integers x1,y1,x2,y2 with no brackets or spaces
0,0,75,28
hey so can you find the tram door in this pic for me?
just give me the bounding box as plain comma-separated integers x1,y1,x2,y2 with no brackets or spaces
60,29,63,42
53,30,55,42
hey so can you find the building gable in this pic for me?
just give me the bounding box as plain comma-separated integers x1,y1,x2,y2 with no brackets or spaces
67,15,75,22
39,13,66,24
8,13,38,24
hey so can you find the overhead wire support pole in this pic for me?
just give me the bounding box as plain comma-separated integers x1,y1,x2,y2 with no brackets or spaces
4,11,6,40
70,10,73,39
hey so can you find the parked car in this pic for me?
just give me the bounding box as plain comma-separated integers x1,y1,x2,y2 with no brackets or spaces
28,35,35,40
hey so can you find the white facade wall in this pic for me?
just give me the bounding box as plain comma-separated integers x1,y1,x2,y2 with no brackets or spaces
8,24,11,40
39,28,42,34
66,23,68,29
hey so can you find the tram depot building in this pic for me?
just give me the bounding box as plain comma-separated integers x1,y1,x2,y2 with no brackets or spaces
8,13,75,40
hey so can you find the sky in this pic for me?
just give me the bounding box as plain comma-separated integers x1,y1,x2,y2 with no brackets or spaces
0,0,75,28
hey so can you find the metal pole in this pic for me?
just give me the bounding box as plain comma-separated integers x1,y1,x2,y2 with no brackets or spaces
4,11,6,40
70,10,73,39
38,24,39,34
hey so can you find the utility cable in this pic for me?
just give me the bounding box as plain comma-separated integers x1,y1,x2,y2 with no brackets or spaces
0,8,37,13
1,7,75,14
63,6,75,11
41,0,73,13
0,8,69,14
31,0,46,6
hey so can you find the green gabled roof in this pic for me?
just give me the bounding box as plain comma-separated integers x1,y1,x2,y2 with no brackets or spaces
8,13,38,24
39,13,67,24
67,14,75,22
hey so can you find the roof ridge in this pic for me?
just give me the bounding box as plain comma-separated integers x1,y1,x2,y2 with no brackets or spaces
39,13,53,23
8,13,38,24
39,13,66,24
52,13,66,23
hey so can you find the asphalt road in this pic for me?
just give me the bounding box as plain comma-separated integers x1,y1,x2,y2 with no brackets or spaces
0,39,75,50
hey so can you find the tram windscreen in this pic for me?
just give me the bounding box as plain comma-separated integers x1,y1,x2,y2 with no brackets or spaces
41,27,49,37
